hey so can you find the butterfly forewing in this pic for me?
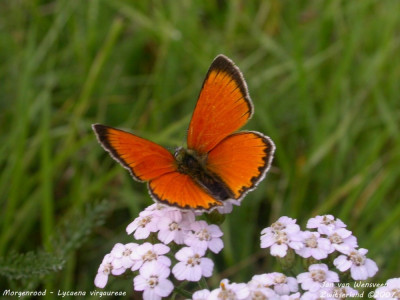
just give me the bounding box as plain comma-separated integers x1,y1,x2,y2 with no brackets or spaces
92,124,176,182
187,55,253,154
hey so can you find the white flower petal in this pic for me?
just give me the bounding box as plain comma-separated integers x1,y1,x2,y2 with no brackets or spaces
208,224,223,237
134,227,151,239
133,275,147,291
365,259,378,277
111,267,126,276
153,243,170,255
172,262,189,281
126,221,137,235
271,243,288,257
157,229,174,244
200,257,214,277
175,247,193,261
94,273,108,288
334,255,352,271
143,289,160,300
155,278,174,297
208,238,224,253
187,265,202,282
192,289,211,300
350,265,369,280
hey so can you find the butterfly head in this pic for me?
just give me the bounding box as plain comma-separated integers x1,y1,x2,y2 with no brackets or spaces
174,147,206,173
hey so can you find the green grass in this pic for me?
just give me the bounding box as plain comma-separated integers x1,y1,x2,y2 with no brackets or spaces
1,0,399,297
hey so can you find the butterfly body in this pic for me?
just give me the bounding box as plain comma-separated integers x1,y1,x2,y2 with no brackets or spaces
174,147,234,201
93,55,275,211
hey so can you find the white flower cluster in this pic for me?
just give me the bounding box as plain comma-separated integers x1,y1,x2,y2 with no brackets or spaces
94,203,224,299
95,210,398,299
257,215,381,298
193,274,300,300
260,215,378,281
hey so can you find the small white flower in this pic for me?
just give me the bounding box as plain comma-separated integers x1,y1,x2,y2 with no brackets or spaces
307,215,346,235
126,210,160,239
270,217,301,234
192,289,211,300
208,279,250,300
249,273,298,296
157,210,194,244
280,292,301,300
133,263,174,300
374,278,400,300
326,228,358,254
110,243,138,271
144,203,170,213
297,264,339,292
260,222,303,257
130,242,171,272
247,274,277,299
247,288,278,300
185,220,224,254
295,231,331,260
269,273,298,295
333,248,378,280
215,199,241,214
172,247,214,281
94,254,114,288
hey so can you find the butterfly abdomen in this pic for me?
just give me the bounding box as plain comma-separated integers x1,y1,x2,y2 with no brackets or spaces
175,148,234,201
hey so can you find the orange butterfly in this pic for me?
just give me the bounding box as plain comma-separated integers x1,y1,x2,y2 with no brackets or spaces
93,55,275,211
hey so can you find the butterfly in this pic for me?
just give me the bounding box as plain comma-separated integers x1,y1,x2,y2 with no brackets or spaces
92,54,275,211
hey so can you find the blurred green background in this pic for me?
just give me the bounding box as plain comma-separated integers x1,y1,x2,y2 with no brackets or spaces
1,0,399,298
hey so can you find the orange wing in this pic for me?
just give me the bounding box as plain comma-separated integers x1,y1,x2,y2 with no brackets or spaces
148,172,222,210
187,55,253,154
92,124,176,182
206,131,275,200
92,124,222,210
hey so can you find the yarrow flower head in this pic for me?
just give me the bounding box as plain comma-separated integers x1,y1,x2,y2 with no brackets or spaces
192,289,211,300
215,199,241,214
172,247,214,281
96,207,383,300
133,263,174,300
156,209,194,244
126,208,160,239
247,275,277,299
295,231,331,260
130,242,171,272
185,220,224,254
110,242,138,271
325,227,358,254
307,215,346,235
333,247,378,280
374,278,400,300
297,264,339,292
260,217,303,257
94,254,114,289
208,279,250,300
248,272,298,296
94,203,226,298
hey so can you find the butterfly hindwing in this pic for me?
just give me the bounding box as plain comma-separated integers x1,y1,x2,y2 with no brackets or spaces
187,55,253,154
148,172,222,210
206,131,275,200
